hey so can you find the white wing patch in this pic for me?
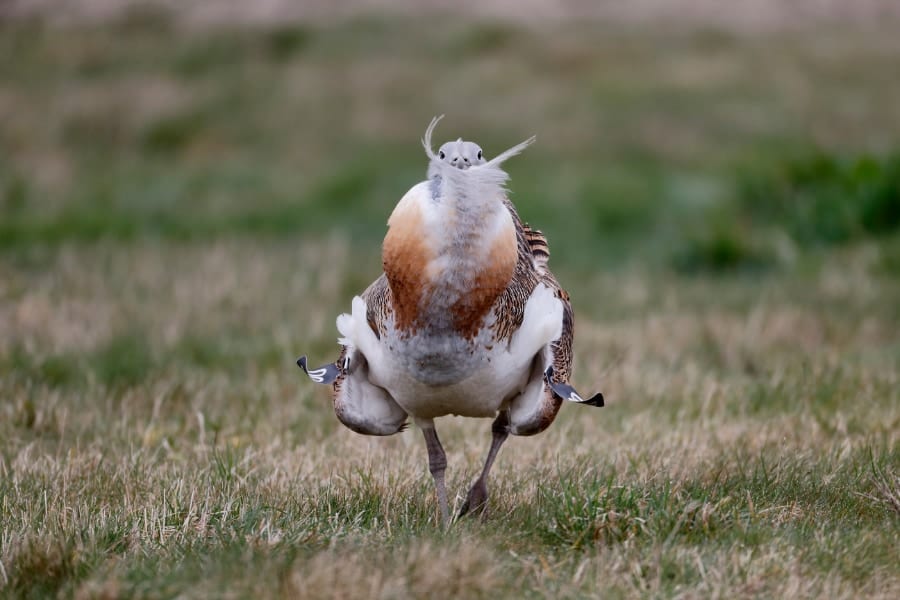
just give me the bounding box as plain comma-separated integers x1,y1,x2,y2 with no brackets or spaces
306,367,330,383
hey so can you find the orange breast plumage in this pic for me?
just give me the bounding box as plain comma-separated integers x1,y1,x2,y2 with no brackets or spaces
382,194,434,334
382,181,517,338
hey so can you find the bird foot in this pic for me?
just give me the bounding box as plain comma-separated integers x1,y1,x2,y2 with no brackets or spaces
459,480,489,520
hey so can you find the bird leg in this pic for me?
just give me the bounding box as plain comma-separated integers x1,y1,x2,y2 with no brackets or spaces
459,410,510,518
421,424,450,527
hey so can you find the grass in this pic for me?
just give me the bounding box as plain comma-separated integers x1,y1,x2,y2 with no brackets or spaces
1,7,900,599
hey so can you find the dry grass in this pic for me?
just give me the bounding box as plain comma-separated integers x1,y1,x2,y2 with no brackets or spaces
1,239,898,598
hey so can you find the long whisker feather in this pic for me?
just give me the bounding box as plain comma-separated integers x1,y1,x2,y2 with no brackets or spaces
421,115,444,162
481,135,536,169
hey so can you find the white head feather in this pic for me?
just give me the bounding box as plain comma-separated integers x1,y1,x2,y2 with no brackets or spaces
421,115,535,194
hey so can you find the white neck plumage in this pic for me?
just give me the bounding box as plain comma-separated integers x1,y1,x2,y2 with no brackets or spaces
421,114,534,224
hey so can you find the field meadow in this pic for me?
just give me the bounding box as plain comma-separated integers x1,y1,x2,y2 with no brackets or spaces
1,4,899,598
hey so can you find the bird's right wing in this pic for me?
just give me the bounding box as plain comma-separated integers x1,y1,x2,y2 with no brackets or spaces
522,224,551,272
360,274,392,340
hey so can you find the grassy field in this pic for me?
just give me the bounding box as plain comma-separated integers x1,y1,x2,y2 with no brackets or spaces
1,8,900,599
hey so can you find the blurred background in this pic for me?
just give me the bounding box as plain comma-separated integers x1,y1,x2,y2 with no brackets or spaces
3,0,900,424
2,0,899,412
2,0,899,274
2,2,899,597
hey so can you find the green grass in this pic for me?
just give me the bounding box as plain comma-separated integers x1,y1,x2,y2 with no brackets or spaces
1,7,900,599
3,14,900,270
737,152,900,243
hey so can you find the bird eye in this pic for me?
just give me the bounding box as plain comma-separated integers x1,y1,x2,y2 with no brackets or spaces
477,150,483,160
439,151,445,159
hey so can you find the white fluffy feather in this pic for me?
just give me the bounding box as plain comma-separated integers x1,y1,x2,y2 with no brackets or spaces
421,115,535,209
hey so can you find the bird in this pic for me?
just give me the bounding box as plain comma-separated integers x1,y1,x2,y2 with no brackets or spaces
298,116,603,525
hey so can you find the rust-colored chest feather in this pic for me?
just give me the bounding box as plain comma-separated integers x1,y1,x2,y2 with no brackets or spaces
382,202,433,333
382,197,517,338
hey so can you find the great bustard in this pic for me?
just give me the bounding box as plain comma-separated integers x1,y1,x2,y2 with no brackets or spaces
299,116,603,525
